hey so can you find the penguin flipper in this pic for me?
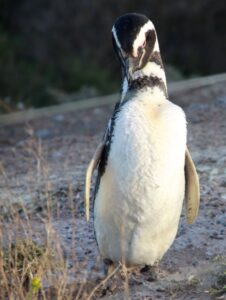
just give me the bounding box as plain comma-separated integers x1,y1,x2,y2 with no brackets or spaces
85,142,104,221
185,148,200,224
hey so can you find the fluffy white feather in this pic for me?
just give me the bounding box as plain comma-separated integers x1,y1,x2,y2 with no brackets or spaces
94,88,187,266
133,61,167,85
121,77,129,102
121,61,167,104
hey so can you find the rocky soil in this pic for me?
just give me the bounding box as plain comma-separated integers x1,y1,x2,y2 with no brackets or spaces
0,82,226,299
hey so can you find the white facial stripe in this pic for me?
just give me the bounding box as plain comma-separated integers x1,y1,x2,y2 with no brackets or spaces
153,38,160,52
112,26,122,50
133,61,167,85
112,25,127,66
133,20,155,57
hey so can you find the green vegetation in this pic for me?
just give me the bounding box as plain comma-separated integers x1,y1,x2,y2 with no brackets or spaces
208,268,226,297
1,240,45,277
0,32,56,110
0,240,46,298
0,31,119,113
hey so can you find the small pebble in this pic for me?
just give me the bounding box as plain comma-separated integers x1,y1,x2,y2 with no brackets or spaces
35,129,51,139
216,96,226,107
216,215,226,227
53,114,64,122
206,251,213,257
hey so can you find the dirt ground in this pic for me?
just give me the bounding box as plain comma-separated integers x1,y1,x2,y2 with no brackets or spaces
0,82,226,299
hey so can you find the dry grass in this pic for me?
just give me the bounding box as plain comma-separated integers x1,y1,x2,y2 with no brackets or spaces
0,186,78,299
0,126,208,300
0,206,123,299
207,267,226,297
0,130,117,300
1,118,225,299
0,209,71,299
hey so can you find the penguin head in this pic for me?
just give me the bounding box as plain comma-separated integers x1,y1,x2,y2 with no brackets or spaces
112,13,158,80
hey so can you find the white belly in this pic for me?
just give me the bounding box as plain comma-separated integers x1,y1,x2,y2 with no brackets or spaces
94,94,187,266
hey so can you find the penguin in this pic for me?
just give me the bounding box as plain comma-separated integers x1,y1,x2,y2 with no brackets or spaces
85,13,200,268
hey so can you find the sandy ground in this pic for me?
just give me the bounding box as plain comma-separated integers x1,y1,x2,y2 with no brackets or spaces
0,82,226,299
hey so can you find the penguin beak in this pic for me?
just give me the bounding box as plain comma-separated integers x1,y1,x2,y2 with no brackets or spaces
124,58,130,81
124,53,143,82
124,58,134,82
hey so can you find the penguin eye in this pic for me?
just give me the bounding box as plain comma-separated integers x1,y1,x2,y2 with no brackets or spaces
137,41,146,55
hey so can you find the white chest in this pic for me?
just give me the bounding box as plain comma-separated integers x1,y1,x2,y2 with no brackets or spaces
110,95,186,199
94,92,187,266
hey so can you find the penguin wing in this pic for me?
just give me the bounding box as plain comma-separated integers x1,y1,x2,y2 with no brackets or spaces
85,101,120,221
185,148,200,224
85,141,105,221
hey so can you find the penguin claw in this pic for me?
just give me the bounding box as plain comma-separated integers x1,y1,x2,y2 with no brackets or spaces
103,258,115,276
140,264,159,281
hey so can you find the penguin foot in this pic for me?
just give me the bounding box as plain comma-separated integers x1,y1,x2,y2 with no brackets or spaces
103,258,115,276
140,265,159,281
